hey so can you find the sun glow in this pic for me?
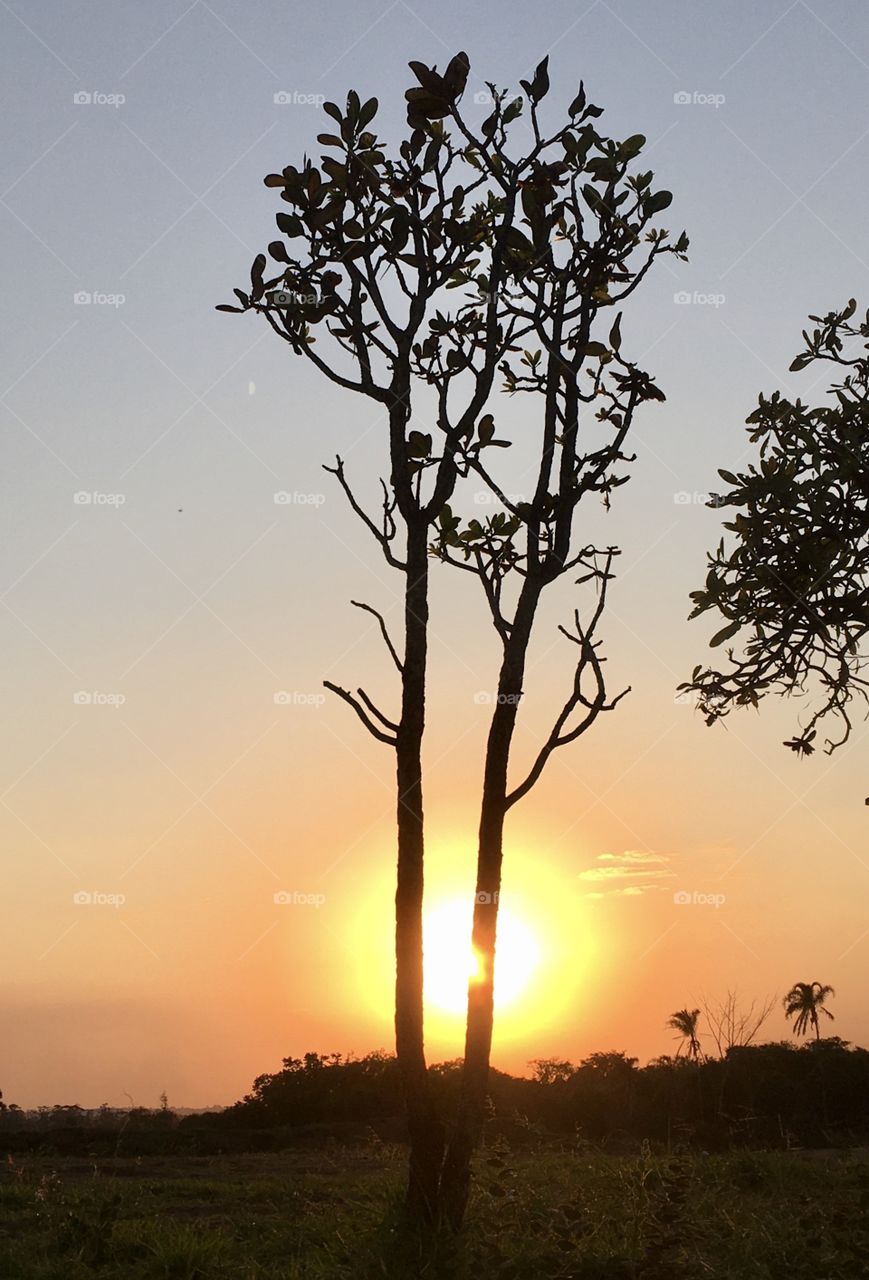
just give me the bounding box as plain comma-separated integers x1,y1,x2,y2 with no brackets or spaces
423,898,540,1015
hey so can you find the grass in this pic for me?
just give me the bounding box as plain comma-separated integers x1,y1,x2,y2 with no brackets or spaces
2,1141,869,1278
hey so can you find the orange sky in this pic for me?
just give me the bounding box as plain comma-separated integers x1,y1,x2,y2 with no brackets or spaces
4,1,869,1109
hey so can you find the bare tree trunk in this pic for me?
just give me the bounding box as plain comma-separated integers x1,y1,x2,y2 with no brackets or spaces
441,583,540,1225
395,518,444,1222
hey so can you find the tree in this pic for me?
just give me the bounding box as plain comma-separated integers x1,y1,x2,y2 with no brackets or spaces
702,990,776,1057
783,981,836,1040
220,50,685,1226
667,1008,702,1060
424,66,686,1220
681,300,869,761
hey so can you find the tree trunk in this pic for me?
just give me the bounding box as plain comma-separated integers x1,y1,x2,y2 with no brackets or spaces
395,518,444,1222
441,582,540,1226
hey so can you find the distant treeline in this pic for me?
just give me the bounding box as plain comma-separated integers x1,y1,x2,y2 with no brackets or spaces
4,1039,869,1155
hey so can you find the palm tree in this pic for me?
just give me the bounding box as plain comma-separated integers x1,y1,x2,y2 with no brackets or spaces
667,1008,702,1060
783,982,836,1040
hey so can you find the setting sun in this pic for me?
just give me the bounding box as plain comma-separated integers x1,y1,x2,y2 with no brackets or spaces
423,899,541,1016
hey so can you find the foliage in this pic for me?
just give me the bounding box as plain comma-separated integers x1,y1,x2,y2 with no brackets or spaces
4,1145,869,1278
783,982,836,1040
682,299,869,758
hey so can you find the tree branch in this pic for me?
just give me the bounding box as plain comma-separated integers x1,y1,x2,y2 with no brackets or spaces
323,680,397,745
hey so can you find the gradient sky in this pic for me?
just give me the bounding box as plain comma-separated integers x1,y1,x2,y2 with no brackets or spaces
2,0,869,1109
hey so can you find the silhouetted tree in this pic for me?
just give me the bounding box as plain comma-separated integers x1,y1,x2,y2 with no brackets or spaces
667,1008,702,1060
220,49,685,1226
423,61,686,1222
682,300,869,762
702,990,776,1056
784,981,836,1041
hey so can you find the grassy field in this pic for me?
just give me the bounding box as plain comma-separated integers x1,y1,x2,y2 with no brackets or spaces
2,1142,869,1279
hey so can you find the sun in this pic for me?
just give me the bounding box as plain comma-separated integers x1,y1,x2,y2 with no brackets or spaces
423,898,541,1016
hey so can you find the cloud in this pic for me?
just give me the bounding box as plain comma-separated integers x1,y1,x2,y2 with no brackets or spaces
584,885,647,899
598,850,669,865
579,850,675,897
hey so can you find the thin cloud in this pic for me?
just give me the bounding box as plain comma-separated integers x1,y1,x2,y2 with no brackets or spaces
579,850,675,897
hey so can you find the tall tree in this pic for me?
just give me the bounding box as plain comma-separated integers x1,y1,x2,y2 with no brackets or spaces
220,51,685,1225
428,61,686,1212
783,981,836,1040
667,1008,702,1060
682,300,869,762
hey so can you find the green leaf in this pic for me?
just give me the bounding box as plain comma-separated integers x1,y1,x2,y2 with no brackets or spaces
710,620,741,647
531,56,550,102
250,254,266,301
358,97,378,129
503,96,523,124
620,133,646,159
645,190,673,214
276,212,304,237
407,430,432,458
443,51,470,98
478,413,495,445
608,314,622,352
568,82,586,116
